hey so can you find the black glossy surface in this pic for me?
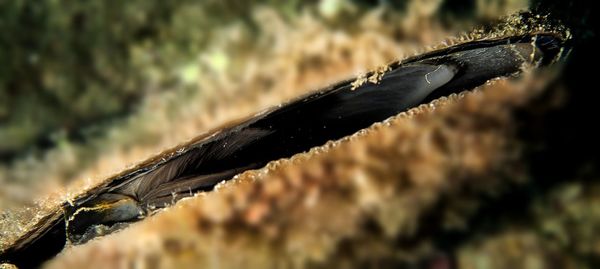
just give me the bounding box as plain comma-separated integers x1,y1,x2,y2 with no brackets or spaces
1,33,564,268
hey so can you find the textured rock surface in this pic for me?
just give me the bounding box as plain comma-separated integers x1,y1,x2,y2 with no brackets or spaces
45,74,573,269
3,1,598,268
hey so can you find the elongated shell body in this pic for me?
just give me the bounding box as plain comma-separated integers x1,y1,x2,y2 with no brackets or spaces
0,25,568,268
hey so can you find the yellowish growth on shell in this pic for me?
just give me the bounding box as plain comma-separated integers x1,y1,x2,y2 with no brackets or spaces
367,65,391,84
407,12,570,64
469,12,570,41
351,64,392,90
349,12,568,94
350,73,367,90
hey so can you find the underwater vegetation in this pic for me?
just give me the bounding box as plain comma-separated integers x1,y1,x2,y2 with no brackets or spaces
1,0,598,268
1,15,569,266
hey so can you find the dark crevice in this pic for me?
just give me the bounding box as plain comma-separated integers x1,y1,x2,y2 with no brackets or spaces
0,27,571,269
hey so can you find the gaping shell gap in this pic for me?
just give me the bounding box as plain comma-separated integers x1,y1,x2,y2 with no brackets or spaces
1,29,568,269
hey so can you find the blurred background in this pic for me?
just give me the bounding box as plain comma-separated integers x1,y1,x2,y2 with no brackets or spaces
0,0,534,212
0,0,597,268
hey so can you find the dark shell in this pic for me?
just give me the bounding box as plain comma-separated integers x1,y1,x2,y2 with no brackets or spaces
0,32,567,268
